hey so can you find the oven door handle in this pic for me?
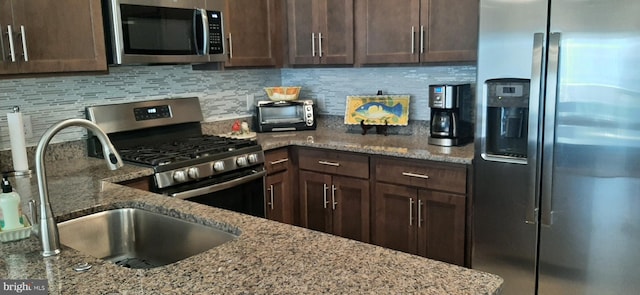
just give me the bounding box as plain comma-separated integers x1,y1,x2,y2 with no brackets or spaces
170,169,267,200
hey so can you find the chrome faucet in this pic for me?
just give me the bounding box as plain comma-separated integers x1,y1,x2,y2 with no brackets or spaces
33,119,123,257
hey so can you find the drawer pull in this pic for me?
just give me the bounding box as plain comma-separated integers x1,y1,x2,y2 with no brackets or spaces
318,160,340,167
402,172,430,179
269,158,289,165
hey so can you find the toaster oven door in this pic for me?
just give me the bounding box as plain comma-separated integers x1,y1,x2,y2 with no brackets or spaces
257,104,306,125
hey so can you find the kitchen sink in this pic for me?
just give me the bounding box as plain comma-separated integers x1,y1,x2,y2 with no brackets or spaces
58,208,238,269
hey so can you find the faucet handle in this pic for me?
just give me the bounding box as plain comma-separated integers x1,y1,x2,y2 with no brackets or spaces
28,199,38,234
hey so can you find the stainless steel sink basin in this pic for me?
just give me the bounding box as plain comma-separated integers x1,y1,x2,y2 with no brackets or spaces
58,208,238,269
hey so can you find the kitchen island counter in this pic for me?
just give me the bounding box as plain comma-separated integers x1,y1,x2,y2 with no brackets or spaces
0,157,500,294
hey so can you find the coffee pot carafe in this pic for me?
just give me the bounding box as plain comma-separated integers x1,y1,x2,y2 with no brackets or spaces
428,84,473,146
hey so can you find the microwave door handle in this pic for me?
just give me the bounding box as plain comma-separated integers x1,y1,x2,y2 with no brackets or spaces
194,8,208,55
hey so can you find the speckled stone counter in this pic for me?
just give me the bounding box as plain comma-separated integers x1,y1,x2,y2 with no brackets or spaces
255,130,473,164
202,115,474,164
0,157,501,294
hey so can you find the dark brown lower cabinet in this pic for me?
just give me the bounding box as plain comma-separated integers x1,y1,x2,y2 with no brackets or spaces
299,170,370,243
265,170,295,224
264,148,297,225
373,182,465,266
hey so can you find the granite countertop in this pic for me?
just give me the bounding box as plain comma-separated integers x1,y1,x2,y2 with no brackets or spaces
256,129,474,164
0,133,499,294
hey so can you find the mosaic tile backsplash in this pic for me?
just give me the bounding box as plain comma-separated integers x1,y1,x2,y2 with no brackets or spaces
0,64,476,152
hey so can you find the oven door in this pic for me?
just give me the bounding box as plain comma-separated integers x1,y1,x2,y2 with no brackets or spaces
160,168,266,218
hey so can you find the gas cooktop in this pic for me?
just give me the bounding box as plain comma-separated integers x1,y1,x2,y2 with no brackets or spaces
117,135,257,167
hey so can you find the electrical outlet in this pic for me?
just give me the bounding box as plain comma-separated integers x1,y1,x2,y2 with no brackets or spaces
246,94,255,111
22,115,33,139
316,95,327,113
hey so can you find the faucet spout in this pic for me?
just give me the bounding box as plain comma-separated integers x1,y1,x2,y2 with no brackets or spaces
34,118,123,257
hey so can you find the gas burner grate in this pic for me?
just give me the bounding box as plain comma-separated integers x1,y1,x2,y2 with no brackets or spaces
117,135,257,166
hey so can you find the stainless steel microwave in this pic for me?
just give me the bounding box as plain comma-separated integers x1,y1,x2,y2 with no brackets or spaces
103,0,226,65
254,100,317,132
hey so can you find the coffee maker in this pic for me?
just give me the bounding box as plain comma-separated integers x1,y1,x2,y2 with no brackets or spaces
428,84,473,146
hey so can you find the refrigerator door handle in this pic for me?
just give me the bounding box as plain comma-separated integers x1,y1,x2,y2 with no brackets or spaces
526,33,546,224
540,32,561,227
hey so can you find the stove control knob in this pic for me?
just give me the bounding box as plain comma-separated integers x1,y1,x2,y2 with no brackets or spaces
173,170,188,183
236,156,248,167
213,161,225,172
187,167,200,179
247,153,259,164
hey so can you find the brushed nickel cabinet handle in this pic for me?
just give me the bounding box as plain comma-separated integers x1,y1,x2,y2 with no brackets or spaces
318,32,323,57
420,25,424,54
331,184,337,210
418,199,423,228
322,183,328,209
7,25,16,62
409,198,414,226
410,26,415,54
311,32,316,57
228,33,233,59
402,172,430,179
318,160,340,167
268,184,274,210
269,158,289,165
19,25,27,61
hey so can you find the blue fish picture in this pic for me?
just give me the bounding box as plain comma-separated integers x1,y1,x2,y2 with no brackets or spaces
345,95,410,126
355,102,403,119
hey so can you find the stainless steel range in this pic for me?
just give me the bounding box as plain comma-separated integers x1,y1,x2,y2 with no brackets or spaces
86,97,266,218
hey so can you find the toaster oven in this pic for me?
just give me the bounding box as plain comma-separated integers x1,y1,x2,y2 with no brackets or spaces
254,100,316,132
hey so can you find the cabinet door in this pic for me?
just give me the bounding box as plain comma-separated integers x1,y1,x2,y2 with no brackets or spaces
266,170,295,224
225,0,281,67
373,182,417,254
288,0,353,65
420,0,477,62
355,0,420,64
418,189,466,266
9,0,106,74
287,0,316,64
299,170,332,233
315,0,353,65
332,176,369,242
0,0,18,74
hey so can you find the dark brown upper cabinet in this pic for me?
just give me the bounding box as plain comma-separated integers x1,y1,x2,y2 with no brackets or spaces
355,0,478,65
224,0,284,67
287,0,354,65
0,0,106,75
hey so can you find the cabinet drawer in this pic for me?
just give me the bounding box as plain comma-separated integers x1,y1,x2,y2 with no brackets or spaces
298,148,369,179
375,157,466,194
265,148,290,174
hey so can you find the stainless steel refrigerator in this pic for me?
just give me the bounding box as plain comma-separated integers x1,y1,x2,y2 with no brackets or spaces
473,0,640,294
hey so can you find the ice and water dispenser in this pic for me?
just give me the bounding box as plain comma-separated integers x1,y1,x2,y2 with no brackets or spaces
483,78,530,160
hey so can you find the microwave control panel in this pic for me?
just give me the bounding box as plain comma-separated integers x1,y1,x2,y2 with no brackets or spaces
208,11,224,54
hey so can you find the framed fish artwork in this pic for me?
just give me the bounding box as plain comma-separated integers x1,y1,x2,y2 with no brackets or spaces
344,95,410,126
